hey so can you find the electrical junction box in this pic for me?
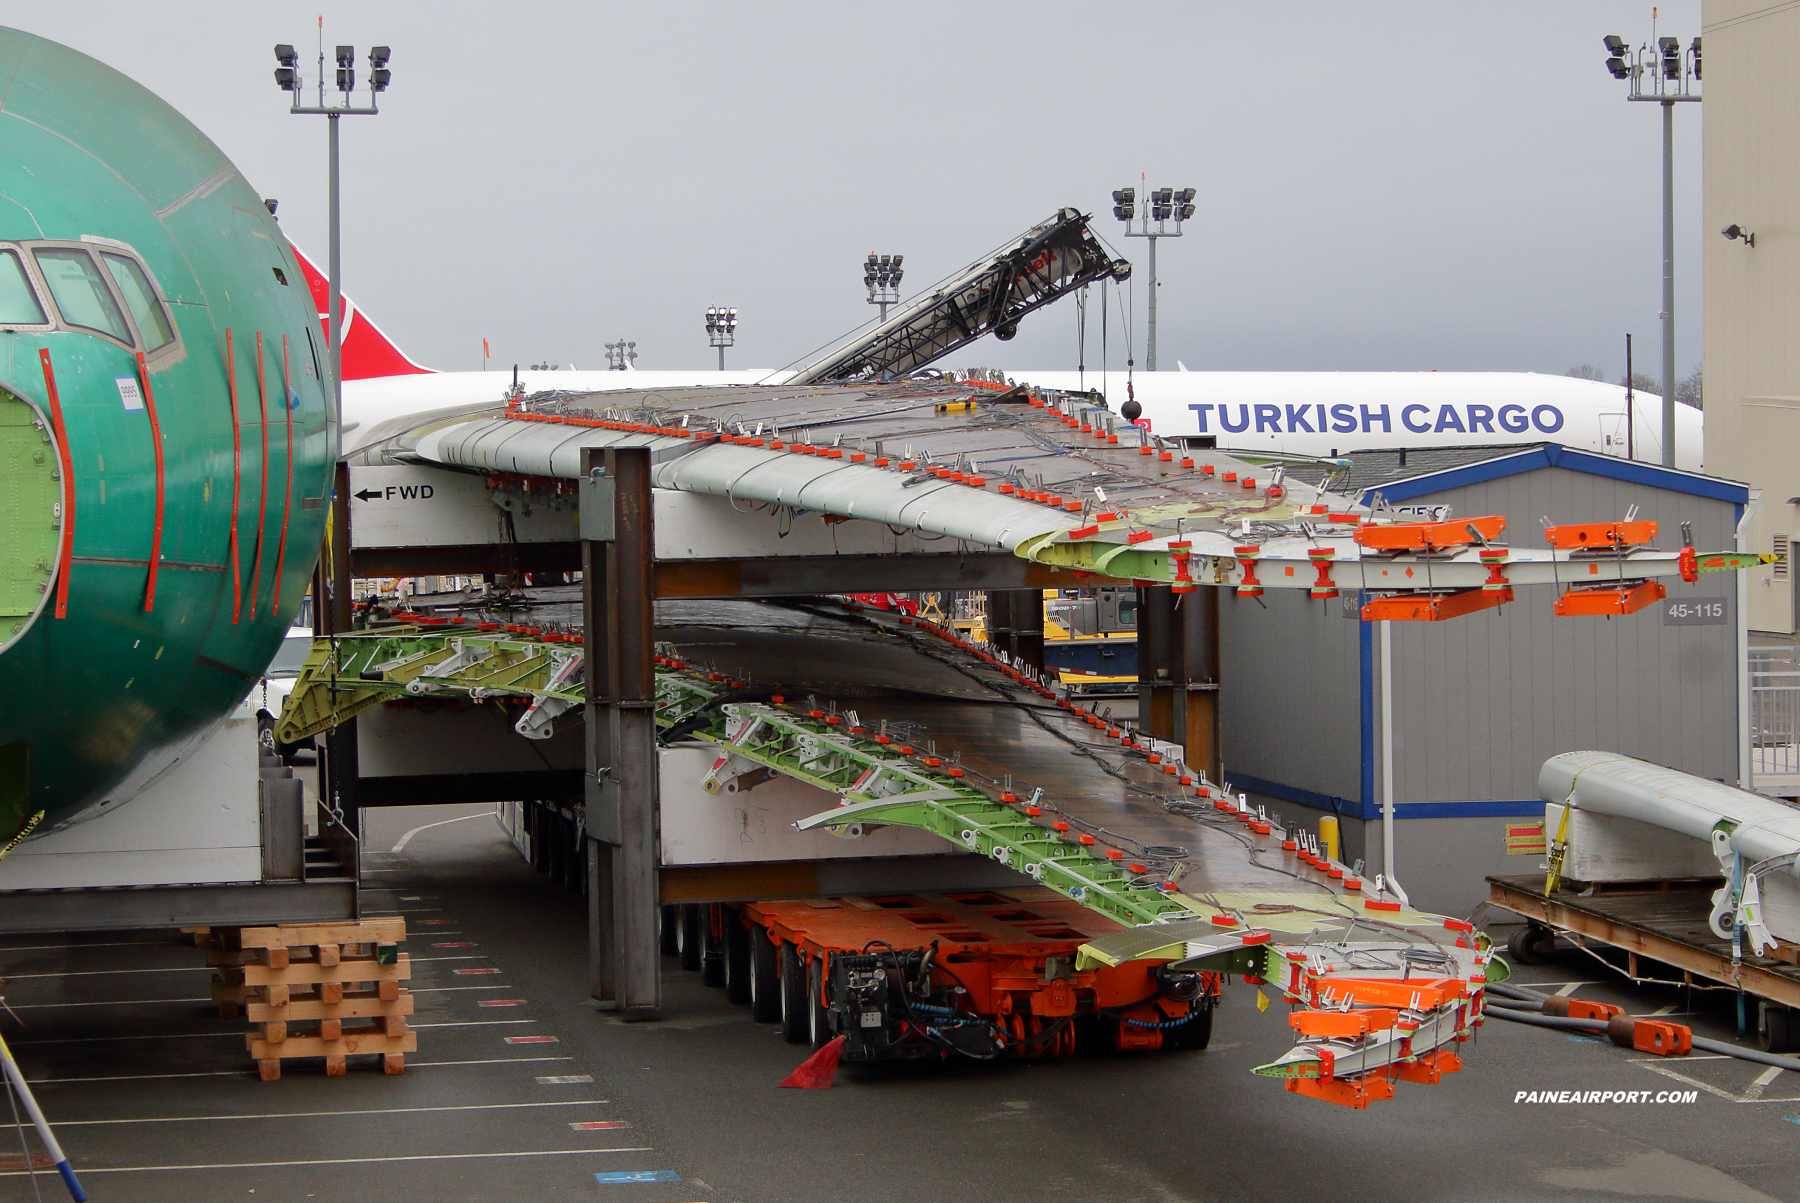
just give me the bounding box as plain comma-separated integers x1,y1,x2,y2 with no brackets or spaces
579,473,614,541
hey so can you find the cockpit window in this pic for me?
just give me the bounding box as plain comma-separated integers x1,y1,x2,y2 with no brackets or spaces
0,251,46,325
34,248,130,343
102,253,174,350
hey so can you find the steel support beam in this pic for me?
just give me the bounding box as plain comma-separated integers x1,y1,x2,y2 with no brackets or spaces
1009,587,1045,674
1175,587,1222,784
358,770,583,807
1138,585,1176,739
581,457,615,1006
584,446,661,1020
986,590,1014,659
0,880,357,935
350,546,1103,598
1138,586,1220,781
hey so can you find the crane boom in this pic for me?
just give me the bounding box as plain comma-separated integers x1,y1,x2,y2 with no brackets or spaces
791,207,1130,385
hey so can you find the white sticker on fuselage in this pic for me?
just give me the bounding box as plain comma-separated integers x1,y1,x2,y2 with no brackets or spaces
115,376,143,411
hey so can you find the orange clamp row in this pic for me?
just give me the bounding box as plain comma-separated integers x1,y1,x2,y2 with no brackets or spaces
1354,514,1504,552
1553,579,1665,617
1544,519,1657,550
1361,587,1512,622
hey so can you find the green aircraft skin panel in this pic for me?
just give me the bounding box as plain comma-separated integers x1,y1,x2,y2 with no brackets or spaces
0,29,334,839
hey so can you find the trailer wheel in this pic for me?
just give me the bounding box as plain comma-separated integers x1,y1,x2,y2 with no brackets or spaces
779,943,809,1043
723,908,753,1004
1166,1001,1214,1051
700,905,726,988
807,956,832,1047
660,906,680,957
1760,1002,1796,1054
1507,923,1556,966
748,924,781,1022
676,904,703,972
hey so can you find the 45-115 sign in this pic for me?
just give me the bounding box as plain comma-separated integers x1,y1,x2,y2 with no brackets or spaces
1664,597,1728,626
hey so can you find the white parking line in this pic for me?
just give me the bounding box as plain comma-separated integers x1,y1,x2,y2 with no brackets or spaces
0,939,172,953
410,1020,535,1029
1553,982,1588,997
5,997,212,1010
1631,1059,1799,1103
0,1148,654,1176
56,1100,609,1126
1,966,208,980
1743,1064,1785,1101
24,1055,572,1084
7,1031,236,1046
392,812,489,852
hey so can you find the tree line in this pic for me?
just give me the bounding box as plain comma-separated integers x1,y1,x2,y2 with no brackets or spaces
1565,363,1703,409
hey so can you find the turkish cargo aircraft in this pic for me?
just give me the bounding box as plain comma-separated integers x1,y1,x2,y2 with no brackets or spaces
303,253,1704,471
0,29,335,837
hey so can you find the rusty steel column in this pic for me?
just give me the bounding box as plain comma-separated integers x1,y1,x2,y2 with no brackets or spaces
1009,588,1045,675
603,446,660,1020
579,464,616,1004
1172,587,1222,783
986,590,1014,657
1138,585,1176,742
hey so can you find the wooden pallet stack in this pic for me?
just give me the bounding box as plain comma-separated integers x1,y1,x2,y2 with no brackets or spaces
192,919,416,1080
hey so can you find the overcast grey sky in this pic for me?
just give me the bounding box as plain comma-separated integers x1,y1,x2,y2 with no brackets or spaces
26,1,1704,380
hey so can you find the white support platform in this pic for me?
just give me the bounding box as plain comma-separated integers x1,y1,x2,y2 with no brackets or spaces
0,701,262,889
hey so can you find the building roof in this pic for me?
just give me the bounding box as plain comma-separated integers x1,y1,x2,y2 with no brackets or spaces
1337,445,1532,499
1345,442,1750,507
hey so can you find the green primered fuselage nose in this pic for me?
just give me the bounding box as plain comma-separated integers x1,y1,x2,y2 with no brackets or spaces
0,27,336,838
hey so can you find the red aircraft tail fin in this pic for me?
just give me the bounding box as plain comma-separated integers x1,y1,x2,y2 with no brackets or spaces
289,243,432,380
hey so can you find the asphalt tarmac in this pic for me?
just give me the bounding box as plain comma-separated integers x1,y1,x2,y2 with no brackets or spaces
3,802,1798,1203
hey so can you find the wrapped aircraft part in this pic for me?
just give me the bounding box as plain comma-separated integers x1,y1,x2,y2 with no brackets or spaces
1540,751,1800,877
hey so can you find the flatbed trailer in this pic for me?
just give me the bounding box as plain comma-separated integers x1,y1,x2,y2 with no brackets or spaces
674,889,1215,1060
1487,873,1800,1049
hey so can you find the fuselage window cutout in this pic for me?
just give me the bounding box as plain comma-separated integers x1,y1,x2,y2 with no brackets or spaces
272,266,288,286
33,247,131,345
0,249,47,326
100,252,175,351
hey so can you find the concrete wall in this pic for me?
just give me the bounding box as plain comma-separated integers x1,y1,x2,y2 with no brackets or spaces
1704,1,1800,632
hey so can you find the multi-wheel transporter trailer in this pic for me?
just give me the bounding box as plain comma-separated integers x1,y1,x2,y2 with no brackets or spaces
673,887,1217,1062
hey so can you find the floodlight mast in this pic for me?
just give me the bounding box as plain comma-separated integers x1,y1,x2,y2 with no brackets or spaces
864,252,904,321
1600,30,1700,468
1112,178,1195,371
704,306,738,371
272,36,389,445
605,340,638,371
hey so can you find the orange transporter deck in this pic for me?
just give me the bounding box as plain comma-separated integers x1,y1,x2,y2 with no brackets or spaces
736,888,1216,1058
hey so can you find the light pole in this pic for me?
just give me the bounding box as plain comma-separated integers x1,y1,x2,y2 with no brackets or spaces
604,340,638,371
1112,180,1194,372
1602,30,1700,468
864,253,903,321
273,35,390,436
704,306,737,371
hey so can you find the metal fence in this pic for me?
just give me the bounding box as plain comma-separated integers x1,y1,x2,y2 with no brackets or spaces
1750,648,1800,788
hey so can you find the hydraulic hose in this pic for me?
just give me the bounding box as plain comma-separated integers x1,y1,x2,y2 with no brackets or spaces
1485,1002,1800,1074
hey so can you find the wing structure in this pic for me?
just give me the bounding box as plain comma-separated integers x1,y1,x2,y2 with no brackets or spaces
317,376,1756,1106
283,608,1501,1108
388,381,1748,614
